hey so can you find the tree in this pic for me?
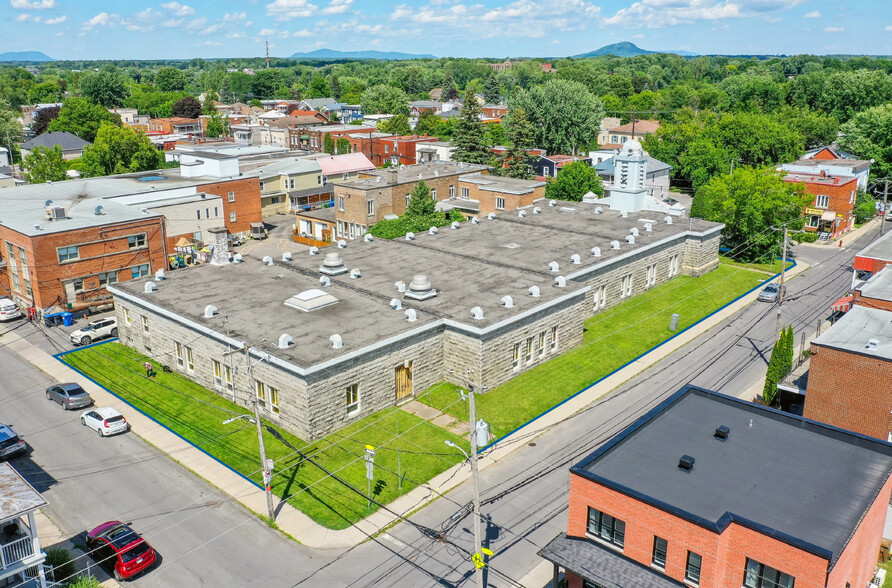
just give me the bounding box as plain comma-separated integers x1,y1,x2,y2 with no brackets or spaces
23,145,68,184
308,76,331,99
510,78,604,154
154,67,187,92
452,89,490,164
73,123,164,177
380,114,411,136
442,70,458,102
406,180,435,216
691,167,808,263
336,137,351,154
49,97,121,143
0,100,22,163
77,69,128,108
202,89,219,115
483,73,500,104
323,133,335,155
330,75,341,101
205,113,228,138
762,330,784,406
27,80,62,104
838,104,892,179
360,84,409,116
171,96,202,119
544,161,603,201
249,98,263,108
33,106,61,135
853,189,877,224
503,108,536,179
775,106,839,150
414,109,441,136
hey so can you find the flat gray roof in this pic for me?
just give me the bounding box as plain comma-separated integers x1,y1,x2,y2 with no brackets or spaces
856,230,892,264
857,266,892,302
573,386,892,566
458,173,545,194
0,462,47,523
297,207,336,221
342,162,489,190
813,305,892,361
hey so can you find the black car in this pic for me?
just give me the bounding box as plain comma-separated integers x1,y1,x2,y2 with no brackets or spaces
0,424,27,460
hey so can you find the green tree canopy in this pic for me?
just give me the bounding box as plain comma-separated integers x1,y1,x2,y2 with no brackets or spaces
49,97,121,143
380,114,411,136
77,69,128,108
838,103,892,179
502,108,536,179
483,73,500,104
451,90,490,164
23,145,68,184
202,89,219,115
323,132,335,155
414,109,442,136
205,113,228,138
73,123,164,177
336,137,351,154
691,167,808,263
510,78,604,154
171,96,202,119
406,180,435,216
154,67,187,92
442,70,458,102
0,100,23,162
360,84,409,116
544,161,603,201
308,76,332,99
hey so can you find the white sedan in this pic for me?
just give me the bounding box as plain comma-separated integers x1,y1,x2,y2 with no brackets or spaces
80,407,129,437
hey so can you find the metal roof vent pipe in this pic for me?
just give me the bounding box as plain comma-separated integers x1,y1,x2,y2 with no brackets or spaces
451,221,460,229
678,455,695,471
714,425,730,441
620,210,628,218
610,240,620,250
555,276,567,287
330,334,344,349
548,261,560,272
429,226,438,235
319,276,331,286
626,235,635,244
518,209,527,218
644,223,653,232
470,306,484,320
309,246,319,255
364,233,374,242
94,205,104,216
630,227,639,237
390,298,402,310
501,295,514,308
263,256,274,266
350,268,361,279
278,334,294,349
665,216,673,225
395,280,406,293
591,247,601,257
145,282,157,293
405,309,417,322
533,206,541,214
548,200,557,207
320,252,348,275
529,286,540,297
487,212,496,220
337,239,347,248
282,252,292,262
594,206,602,214
471,216,480,224
154,269,165,281
204,305,217,318
405,232,415,240
867,338,879,351
570,254,581,265
405,274,437,300
233,253,243,263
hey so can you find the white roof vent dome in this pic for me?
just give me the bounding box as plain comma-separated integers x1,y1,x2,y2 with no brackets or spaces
623,139,644,155
320,251,348,275
405,274,437,300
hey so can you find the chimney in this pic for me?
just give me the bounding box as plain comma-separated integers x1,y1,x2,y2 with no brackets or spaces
387,168,398,185
207,227,231,266
819,169,826,177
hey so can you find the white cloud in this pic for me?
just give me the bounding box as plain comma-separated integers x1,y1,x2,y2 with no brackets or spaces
223,12,248,21
202,40,223,46
602,0,804,28
83,12,120,28
763,15,781,23
803,10,821,18
824,26,843,32
161,2,195,16
266,0,318,20
162,18,183,27
226,32,245,38
14,13,30,21
886,25,892,32
185,16,208,30
292,29,313,37
321,0,353,15
199,24,222,35
10,0,55,9
258,28,292,38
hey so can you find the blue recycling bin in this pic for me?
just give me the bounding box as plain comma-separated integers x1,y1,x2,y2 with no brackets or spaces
62,312,74,327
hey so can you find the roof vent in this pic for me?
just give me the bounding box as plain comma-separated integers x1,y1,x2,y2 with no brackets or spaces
405,274,437,300
94,205,104,216
429,226,438,235
405,309,417,322
591,247,601,257
277,333,294,349
533,206,541,214
33,224,41,231
364,233,374,242
620,210,628,218
320,252,348,275
518,209,526,218
405,232,415,240
233,253,243,263
309,246,319,255
487,212,496,220
570,254,581,265
395,280,406,293
337,239,347,248
548,200,556,207
204,305,217,318
610,240,620,250
390,298,402,310
626,235,635,244
46,206,66,220
665,216,673,225
451,221,460,229
594,206,602,214
470,306,484,320
644,223,652,232
471,216,480,224
319,276,331,286
501,295,514,308
555,276,567,287
263,256,274,266
867,338,879,351
548,261,560,272
529,285,540,297
44,199,53,207
714,425,730,441
630,227,639,237
154,269,165,280
350,268,361,279
145,282,156,293
285,289,339,312
282,252,292,262
330,334,343,349
678,455,695,471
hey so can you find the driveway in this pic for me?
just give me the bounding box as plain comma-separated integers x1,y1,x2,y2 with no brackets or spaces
236,214,310,260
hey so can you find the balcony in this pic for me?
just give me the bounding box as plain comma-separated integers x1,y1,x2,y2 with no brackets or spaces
1,535,35,569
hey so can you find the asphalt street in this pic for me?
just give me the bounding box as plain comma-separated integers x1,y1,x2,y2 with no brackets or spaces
295,228,879,587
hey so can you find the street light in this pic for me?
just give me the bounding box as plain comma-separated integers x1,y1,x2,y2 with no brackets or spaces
444,439,469,460
222,414,256,425
222,404,275,521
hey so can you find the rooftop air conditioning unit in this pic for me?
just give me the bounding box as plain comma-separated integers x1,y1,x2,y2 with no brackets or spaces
46,206,66,220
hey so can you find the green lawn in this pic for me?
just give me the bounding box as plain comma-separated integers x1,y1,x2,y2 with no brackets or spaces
718,254,792,275
417,263,766,439
61,343,467,531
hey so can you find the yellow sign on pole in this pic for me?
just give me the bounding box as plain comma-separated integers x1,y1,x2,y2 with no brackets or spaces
472,548,494,569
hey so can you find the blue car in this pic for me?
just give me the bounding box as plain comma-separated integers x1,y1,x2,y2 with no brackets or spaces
0,424,27,460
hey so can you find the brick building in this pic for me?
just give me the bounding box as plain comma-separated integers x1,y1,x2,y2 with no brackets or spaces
109,201,721,439
289,124,375,152
854,229,892,276
443,173,546,217
540,385,892,588
782,170,858,238
375,135,441,167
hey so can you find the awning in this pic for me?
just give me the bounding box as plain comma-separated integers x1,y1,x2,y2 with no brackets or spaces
174,237,192,247
821,210,836,221
300,135,310,140
831,295,853,313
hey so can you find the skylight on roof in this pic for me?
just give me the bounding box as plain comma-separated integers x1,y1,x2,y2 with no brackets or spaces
284,289,339,312
137,175,168,182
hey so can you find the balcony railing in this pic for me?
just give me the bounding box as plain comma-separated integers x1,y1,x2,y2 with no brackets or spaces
1,535,34,569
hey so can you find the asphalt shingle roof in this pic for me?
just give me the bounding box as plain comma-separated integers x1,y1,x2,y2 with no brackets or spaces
21,131,90,151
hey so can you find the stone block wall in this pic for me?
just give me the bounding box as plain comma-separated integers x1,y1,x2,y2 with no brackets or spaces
682,230,721,277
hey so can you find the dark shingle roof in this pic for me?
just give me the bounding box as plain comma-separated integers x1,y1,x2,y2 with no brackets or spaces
21,131,90,151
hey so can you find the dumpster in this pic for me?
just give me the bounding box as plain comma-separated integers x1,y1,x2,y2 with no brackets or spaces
43,312,63,327
62,312,73,327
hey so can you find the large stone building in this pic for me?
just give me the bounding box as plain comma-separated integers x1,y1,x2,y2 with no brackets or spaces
109,200,721,440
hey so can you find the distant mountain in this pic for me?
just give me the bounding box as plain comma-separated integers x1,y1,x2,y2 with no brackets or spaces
0,51,55,62
289,49,436,61
572,42,697,58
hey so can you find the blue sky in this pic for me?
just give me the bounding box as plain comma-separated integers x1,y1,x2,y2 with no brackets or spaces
3,0,891,60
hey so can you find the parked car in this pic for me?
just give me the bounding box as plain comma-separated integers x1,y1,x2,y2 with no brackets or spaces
0,424,26,460
69,317,117,346
80,407,129,437
46,383,93,410
86,521,157,582
0,297,21,322
757,282,787,303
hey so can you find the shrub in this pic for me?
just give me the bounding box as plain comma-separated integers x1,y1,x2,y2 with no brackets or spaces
45,547,76,584
795,232,819,243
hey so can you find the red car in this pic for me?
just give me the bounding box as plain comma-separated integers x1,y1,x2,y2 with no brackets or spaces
86,521,157,581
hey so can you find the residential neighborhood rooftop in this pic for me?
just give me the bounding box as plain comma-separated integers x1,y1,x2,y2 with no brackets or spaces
311,152,376,176
0,462,48,522
458,173,545,194
21,131,90,151
347,161,489,189
256,157,322,179
781,171,858,186
783,158,872,173
812,305,892,361
856,267,892,302
573,386,892,565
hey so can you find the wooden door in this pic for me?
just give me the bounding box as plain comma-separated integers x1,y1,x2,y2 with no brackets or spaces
395,362,413,402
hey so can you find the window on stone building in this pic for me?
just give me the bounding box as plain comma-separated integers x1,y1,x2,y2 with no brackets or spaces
669,255,679,277
142,316,149,332
512,343,520,369
186,346,194,371
586,507,625,549
431,189,437,201
213,360,223,387
270,386,280,414
346,383,360,416
449,185,455,198
175,342,185,368
743,559,794,588
538,331,546,357
621,274,633,298
646,264,657,288
224,364,233,391
461,187,470,199
57,245,79,262
685,551,702,585
593,285,606,310
551,326,558,351
124,308,131,324
256,380,267,406
496,197,506,210
338,196,345,211
525,337,533,363
367,199,375,216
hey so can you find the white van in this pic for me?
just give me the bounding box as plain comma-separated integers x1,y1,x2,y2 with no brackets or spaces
0,298,21,322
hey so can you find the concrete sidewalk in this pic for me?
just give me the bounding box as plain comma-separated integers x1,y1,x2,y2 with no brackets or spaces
35,510,119,587
2,262,806,551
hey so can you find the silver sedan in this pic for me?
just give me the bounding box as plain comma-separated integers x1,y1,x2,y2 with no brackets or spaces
46,383,93,410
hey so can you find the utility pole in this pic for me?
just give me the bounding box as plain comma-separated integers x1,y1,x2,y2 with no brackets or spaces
467,381,484,588
265,40,270,69
882,179,889,236
775,225,789,341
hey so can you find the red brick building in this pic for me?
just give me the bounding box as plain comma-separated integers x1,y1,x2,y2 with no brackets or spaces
541,386,892,588
854,229,892,276
289,124,375,152
782,170,858,238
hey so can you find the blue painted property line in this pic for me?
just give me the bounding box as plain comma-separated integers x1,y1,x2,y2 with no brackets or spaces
53,337,120,357
54,345,263,491
480,259,797,453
